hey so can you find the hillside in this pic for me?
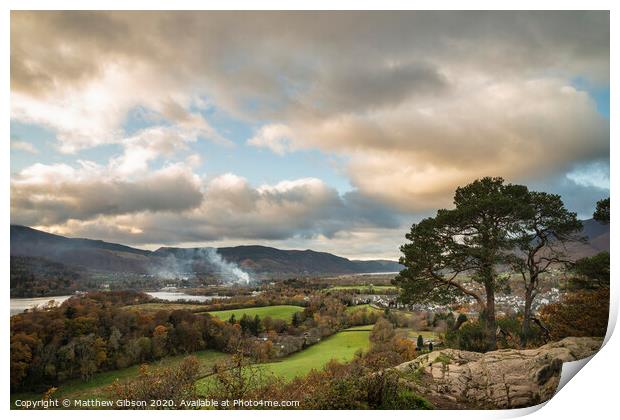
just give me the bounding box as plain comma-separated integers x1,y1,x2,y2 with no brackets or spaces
565,218,610,259
10,225,402,277
11,220,607,281
154,245,402,275
11,225,153,273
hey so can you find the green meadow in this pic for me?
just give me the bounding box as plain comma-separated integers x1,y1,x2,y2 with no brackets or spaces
345,303,383,314
204,305,304,321
257,325,372,380
11,350,229,407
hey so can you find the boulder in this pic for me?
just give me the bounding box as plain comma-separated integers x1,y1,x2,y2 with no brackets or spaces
393,337,603,409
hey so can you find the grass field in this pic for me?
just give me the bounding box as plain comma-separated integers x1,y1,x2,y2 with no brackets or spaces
204,305,304,322
345,303,384,314
11,350,229,407
258,325,372,380
396,328,438,340
195,326,373,394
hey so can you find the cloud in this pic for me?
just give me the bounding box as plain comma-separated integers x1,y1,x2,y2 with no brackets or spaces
11,12,609,147
14,172,402,250
250,79,609,210
110,125,208,176
10,11,609,255
11,59,227,153
565,160,610,190
11,162,204,226
11,140,38,154
247,124,295,155
525,167,609,219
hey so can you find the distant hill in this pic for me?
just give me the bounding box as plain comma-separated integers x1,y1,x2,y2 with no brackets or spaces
155,245,402,275
10,225,402,277
11,225,153,273
11,220,607,280
565,218,610,259
10,255,85,298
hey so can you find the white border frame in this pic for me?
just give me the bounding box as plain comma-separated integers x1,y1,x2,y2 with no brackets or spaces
2,2,616,419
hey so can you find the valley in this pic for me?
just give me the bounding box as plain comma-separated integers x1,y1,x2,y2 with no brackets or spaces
9,214,610,409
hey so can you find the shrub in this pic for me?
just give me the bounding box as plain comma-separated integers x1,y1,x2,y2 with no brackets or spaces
445,322,489,352
381,388,433,410
110,356,200,409
540,288,609,340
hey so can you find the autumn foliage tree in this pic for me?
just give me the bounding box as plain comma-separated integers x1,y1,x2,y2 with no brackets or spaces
111,356,200,409
539,288,609,340
9,291,243,391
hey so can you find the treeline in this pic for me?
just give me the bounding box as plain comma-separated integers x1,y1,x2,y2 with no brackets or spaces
11,256,168,297
224,294,382,360
10,290,375,392
11,291,242,391
10,256,87,298
194,292,309,313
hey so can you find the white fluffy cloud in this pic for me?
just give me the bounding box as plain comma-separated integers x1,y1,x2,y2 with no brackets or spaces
250,78,609,210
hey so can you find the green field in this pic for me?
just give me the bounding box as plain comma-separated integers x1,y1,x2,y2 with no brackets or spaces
11,350,229,407
396,328,438,340
345,303,383,314
259,326,372,380
195,326,372,394
204,305,304,322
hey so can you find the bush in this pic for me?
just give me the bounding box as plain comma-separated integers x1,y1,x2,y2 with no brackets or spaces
540,288,609,340
279,359,430,409
571,252,610,289
110,356,200,409
445,322,489,352
416,335,424,350
381,388,433,410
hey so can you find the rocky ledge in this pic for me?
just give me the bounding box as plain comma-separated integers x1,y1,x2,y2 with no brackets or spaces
394,337,603,409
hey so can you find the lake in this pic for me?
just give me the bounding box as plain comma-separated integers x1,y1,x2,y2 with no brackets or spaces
10,291,227,316
10,295,73,316
146,291,228,302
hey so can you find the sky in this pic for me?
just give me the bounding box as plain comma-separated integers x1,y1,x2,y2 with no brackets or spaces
10,11,610,260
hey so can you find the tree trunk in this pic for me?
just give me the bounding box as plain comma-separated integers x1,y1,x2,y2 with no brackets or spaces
485,285,497,351
521,287,534,348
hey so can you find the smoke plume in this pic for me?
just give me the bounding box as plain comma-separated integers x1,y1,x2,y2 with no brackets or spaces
152,247,252,285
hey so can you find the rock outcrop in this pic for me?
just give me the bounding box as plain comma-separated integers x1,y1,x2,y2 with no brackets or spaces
394,337,603,409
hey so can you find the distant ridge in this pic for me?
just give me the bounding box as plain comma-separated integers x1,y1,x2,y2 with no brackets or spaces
10,220,608,277
10,225,402,276
155,244,401,275
10,225,153,273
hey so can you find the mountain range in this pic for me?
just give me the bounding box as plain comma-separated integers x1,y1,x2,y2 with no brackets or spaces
11,219,609,279
10,225,403,277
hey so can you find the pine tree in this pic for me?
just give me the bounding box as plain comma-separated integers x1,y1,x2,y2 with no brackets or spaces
416,335,424,350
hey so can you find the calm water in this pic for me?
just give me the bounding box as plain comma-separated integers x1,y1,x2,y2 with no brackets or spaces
10,295,72,316
145,291,228,302
10,291,227,316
